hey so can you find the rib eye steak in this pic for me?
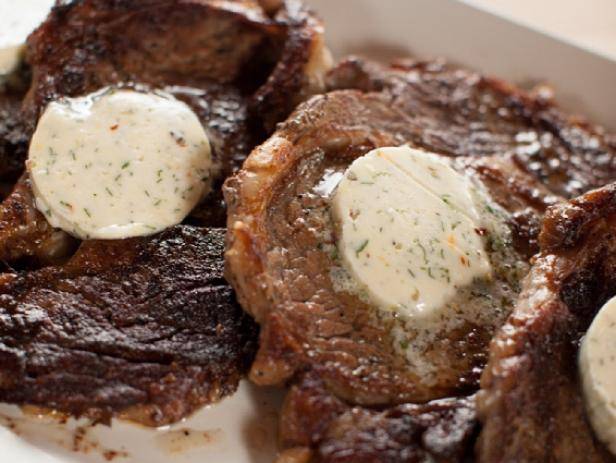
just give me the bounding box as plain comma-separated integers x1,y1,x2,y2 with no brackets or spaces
0,226,257,426
327,57,616,200
280,372,478,463
0,0,328,424
478,183,616,462
224,58,616,461
0,0,330,265
0,74,30,187
0,78,48,265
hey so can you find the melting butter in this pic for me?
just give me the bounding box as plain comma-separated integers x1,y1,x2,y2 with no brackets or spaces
331,146,493,323
28,88,214,240
580,295,616,456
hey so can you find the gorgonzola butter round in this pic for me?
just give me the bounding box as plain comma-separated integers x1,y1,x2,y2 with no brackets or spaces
28,88,214,240
332,146,493,323
580,295,616,456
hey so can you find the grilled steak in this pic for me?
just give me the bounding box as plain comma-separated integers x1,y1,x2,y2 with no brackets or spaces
0,226,258,426
327,58,616,199
23,0,329,154
478,183,616,462
0,0,329,264
281,372,477,463
0,78,29,187
0,174,78,267
224,58,616,460
0,0,327,424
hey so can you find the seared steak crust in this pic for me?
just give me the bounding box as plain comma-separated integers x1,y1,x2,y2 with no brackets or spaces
317,398,476,463
0,80,29,187
224,59,616,460
478,184,616,462
0,174,78,267
0,226,258,426
250,0,331,133
327,58,616,199
280,372,477,463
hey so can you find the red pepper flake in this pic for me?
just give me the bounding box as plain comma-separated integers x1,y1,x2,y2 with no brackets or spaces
169,131,187,147
110,124,119,131
59,200,74,211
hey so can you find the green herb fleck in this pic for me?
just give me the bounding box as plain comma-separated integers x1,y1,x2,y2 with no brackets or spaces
438,266,451,283
355,239,369,257
414,239,428,264
421,266,435,279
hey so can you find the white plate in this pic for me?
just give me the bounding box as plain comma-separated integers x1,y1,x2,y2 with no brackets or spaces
0,382,283,463
310,0,616,130
3,1,616,462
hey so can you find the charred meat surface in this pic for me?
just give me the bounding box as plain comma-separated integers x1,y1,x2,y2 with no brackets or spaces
279,372,477,463
0,226,258,426
224,58,616,460
0,80,29,188
0,174,78,267
0,0,328,264
327,57,616,199
478,184,616,462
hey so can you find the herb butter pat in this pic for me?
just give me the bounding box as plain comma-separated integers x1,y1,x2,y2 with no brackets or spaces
579,295,616,456
28,88,214,240
0,0,55,77
332,146,493,322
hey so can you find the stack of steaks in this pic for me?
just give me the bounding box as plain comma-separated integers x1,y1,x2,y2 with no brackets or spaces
225,57,616,462
0,1,615,461
0,0,327,425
